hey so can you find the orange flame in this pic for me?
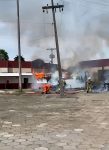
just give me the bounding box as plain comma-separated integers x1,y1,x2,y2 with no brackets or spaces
33,71,45,80
42,84,51,94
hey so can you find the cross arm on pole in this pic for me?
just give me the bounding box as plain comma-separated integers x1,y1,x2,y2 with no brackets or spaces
42,5,64,10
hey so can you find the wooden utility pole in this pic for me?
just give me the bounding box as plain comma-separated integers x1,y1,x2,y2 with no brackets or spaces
17,0,22,92
42,0,64,96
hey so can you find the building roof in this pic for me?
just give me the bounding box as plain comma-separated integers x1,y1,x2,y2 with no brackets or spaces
79,59,109,68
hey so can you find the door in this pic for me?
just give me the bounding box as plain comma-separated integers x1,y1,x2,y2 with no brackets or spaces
24,78,28,88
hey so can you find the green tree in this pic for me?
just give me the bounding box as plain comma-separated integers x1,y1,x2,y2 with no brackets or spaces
0,49,9,60
14,55,25,61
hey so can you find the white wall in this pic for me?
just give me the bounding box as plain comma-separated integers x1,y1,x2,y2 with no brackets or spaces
8,68,31,73
0,68,8,73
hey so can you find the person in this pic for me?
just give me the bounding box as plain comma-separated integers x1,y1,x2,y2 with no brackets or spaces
56,79,66,93
104,81,109,91
62,79,66,91
86,77,93,93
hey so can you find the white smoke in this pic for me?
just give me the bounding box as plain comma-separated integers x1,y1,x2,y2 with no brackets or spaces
0,0,109,67
31,76,47,91
65,78,85,89
48,71,59,86
48,70,85,89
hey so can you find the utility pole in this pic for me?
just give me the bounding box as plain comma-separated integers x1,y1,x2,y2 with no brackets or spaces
42,0,64,96
16,0,22,92
46,48,56,64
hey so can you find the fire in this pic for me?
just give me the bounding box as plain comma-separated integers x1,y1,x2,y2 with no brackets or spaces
34,72,45,80
42,84,51,94
32,71,52,93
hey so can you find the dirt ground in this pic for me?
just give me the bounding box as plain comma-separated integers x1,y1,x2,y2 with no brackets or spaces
0,92,109,150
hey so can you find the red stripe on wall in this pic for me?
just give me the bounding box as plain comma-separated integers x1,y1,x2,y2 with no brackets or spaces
0,83,31,89
0,60,32,68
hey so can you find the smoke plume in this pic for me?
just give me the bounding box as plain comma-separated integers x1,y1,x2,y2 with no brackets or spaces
0,0,109,68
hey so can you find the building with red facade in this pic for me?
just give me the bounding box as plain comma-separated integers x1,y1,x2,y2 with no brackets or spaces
0,60,32,89
79,59,109,81
0,59,58,89
79,59,109,68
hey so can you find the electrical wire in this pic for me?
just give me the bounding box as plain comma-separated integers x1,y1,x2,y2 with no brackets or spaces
78,0,109,11
1,0,109,41
78,0,109,24
81,0,109,7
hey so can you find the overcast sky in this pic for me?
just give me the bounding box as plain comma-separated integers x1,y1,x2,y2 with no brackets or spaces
0,0,109,67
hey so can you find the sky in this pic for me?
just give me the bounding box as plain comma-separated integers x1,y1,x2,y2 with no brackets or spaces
0,0,109,68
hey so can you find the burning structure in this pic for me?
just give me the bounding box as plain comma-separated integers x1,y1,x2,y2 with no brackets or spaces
32,59,57,74
79,59,109,82
0,59,58,89
77,58,109,92
31,59,58,91
32,71,52,94
1,57,109,91
64,58,109,91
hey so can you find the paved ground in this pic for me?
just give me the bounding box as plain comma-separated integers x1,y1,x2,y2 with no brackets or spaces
0,92,109,150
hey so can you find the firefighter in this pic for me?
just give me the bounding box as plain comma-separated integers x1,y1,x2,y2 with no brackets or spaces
86,77,93,93
62,79,66,91
56,79,66,93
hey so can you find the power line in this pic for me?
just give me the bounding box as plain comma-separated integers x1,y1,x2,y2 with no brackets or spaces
78,3,109,17
78,0,109,11
82,0,109,6
73,0,109,19
79,0,109,7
